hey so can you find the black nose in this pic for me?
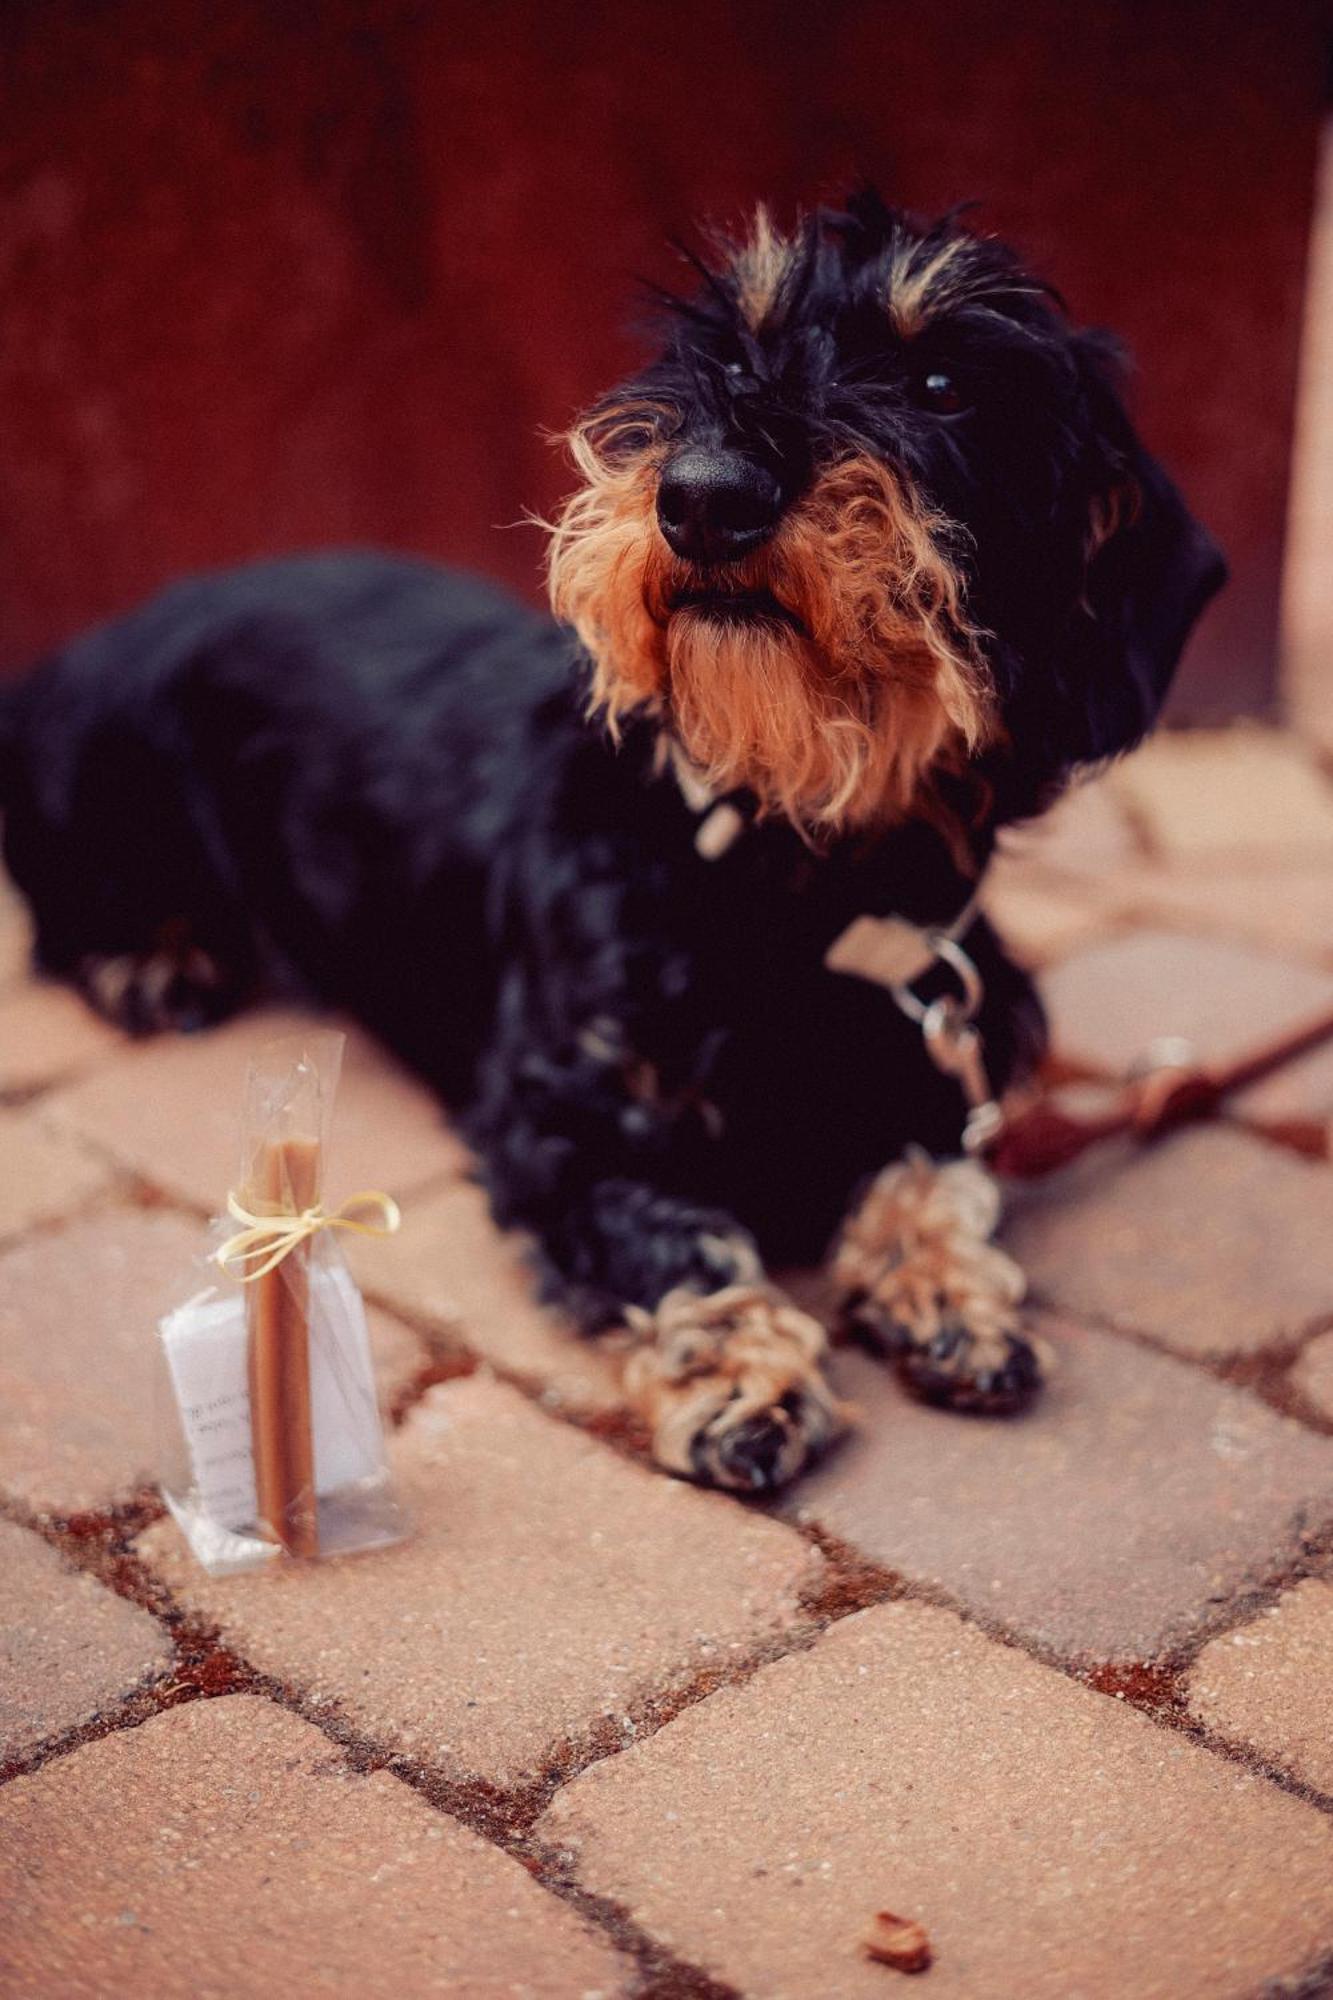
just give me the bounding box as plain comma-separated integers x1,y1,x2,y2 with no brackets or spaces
656,447,783,566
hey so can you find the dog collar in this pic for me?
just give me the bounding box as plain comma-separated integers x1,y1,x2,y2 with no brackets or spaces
829,894,1004,1154
668,740,1000,1151
667,740,985,962
823,889,983,992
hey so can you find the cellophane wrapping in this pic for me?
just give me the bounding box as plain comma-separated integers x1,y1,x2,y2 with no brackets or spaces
156,1030,408,1575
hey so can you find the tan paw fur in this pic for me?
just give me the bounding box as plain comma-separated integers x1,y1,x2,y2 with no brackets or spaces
624,1283,850,1492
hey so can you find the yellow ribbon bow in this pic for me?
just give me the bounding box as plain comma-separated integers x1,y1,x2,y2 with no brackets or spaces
213,1188,402,1283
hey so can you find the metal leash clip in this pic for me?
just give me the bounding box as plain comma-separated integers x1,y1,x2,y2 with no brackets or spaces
889,933,1005,1156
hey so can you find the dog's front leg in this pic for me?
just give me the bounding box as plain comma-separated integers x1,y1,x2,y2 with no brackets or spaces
541,1176,850,1492
830,1151,1045,1413
471,1007,848,1490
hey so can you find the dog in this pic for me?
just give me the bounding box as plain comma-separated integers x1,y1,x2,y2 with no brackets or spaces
0,190,1224,1492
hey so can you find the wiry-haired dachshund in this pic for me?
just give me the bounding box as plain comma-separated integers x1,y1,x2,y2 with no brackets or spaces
1,191,1224,1491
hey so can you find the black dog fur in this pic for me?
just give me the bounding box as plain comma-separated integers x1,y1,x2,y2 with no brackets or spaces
0,193,1225,1487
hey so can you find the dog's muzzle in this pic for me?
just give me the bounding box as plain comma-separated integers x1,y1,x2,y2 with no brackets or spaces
667,582,805,633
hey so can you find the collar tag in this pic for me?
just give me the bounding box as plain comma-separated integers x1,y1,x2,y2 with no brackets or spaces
824,915,938,989
695,801,745,860
672,755,716,815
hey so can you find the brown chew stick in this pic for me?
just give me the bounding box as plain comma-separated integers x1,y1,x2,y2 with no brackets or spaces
246,1134,320,1556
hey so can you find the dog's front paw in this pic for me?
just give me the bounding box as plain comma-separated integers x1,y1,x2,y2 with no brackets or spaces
623,1283,850,1493
833,1150,1046,1416
878,1305,1044,1414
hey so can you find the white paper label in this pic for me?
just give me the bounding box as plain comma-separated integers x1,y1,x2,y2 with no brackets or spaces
161,1264,383,1533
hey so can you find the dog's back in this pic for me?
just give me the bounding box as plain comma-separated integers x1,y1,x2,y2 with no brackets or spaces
1,550,579,1087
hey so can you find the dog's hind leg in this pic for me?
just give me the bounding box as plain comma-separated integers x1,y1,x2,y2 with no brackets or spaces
829,1151,1046,1413
74,920,253,1036
4,714,259,1036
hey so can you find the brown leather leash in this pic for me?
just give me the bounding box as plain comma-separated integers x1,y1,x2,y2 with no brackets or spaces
862,904,1333,1180
677,765,1333,1184
989,999,1333,1178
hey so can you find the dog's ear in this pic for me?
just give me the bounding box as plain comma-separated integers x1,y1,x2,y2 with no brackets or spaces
1053,337,1227,768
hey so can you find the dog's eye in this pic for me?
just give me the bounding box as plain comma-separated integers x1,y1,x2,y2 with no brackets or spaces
911,369,966,415
592,416,660,460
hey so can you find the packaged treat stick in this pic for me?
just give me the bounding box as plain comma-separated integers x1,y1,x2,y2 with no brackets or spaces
157,1031,408,1575
246,1133,321,1556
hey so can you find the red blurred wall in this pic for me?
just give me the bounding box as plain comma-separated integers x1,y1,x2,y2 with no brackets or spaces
0,0,1325,718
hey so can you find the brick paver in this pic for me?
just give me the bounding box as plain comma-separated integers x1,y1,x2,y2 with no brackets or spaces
0,981,123,1097
996,773,1142,880
0,1520,171,1761
1286,125,1333,755
0,1207,209,1514
1231,1035,1333,1147
0,1106,113,1244
5,753,1333,2000
1040,932,1333,1079
347,1181,622,1414
0,1696,630,1998
1002,1127,1333,1359
1292,1327,1333,1421
137,1376,821,1789
1119,863,1333,968
540,1600,1333,2000
0,1207,421,1515
363,1303,429,1417
1107,728,1333,861
44,1007,468,1212
980,872,1120,968
787,1325,1333,1663
1187,1580,1333,1797
0,874,33,993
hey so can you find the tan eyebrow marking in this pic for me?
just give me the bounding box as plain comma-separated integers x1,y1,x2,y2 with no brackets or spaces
884,236,975,338
733,204,793,332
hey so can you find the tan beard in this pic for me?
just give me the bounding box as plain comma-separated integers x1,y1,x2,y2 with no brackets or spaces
545,423,996,838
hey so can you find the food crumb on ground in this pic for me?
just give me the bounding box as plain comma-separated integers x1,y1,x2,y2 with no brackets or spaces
862,1909,933,1973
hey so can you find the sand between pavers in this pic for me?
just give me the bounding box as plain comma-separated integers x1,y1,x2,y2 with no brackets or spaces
137,1376,822,1789
539,1600,1333,2000
0,1696,630,1998
1188,1579,1333,1797
0,1519,171,1762
787,1322,1333,1663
